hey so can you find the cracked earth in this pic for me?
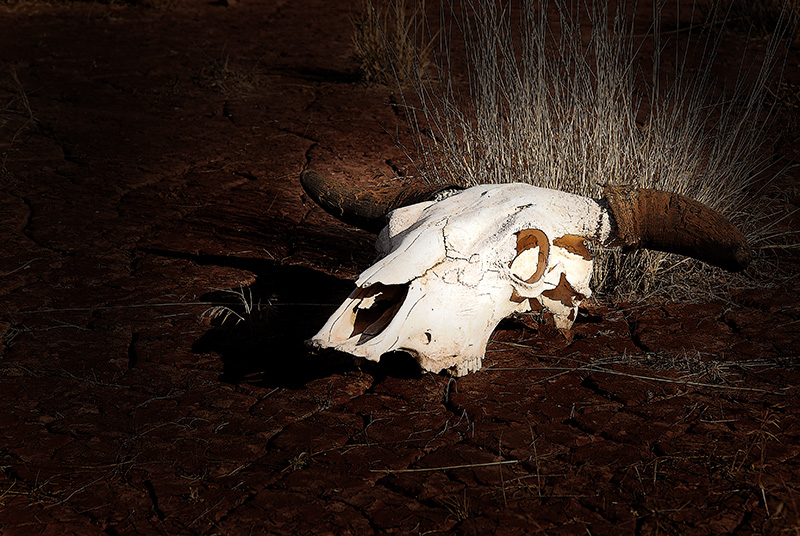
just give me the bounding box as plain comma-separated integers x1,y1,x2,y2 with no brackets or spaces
1,1,800,534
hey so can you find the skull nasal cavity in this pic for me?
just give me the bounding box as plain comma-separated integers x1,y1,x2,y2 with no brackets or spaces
510,229,549,283
350,283,409,343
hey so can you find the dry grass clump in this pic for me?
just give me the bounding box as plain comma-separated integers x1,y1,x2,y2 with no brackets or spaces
202,286,271,324
351,0,436,84
197,53,262,95
380,0,795,301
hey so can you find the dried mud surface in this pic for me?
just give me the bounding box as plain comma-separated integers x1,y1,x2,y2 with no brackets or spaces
1,1,799,534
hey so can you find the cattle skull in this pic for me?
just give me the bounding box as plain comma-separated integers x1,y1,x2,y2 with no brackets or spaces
301,171,751,376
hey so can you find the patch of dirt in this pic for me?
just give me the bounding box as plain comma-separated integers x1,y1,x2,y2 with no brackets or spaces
0,1,799,534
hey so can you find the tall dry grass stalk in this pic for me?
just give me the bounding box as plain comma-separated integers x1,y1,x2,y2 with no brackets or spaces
386,0,795,301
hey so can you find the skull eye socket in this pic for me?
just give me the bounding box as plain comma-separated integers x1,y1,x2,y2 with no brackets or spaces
509,229,549,284
350,283,409,343
552,234,592,260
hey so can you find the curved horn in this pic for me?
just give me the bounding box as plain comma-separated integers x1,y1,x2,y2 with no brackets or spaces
300,170,461,233
603,185,752,272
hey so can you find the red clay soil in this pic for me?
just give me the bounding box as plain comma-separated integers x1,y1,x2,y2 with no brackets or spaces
1,1,800,535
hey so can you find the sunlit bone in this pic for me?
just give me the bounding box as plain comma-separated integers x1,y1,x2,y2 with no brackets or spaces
300,170,751,377
308,183,610,376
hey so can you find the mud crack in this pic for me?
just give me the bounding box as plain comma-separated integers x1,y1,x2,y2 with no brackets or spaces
127,332,139,369
143,480,167,521
17,194,70,256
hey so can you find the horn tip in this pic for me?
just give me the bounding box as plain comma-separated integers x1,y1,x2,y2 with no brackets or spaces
300,169,325,195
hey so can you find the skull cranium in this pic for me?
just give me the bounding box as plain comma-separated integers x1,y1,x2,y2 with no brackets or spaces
308,183,609,375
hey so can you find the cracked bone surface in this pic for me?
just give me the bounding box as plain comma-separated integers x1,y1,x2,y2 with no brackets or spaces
307,183,612,376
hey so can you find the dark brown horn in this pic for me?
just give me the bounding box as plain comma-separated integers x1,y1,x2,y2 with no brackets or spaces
300,170,460,233
603,185,752,272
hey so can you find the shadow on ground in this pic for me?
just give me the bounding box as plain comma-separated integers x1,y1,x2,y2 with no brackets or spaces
144,248,428,388
142,248,362,387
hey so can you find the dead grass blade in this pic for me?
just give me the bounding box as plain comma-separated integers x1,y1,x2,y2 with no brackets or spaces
489,344,789,394
370,459,520,473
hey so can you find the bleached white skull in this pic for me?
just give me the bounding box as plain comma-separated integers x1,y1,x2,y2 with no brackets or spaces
309,184,612,375
300,171,751,376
